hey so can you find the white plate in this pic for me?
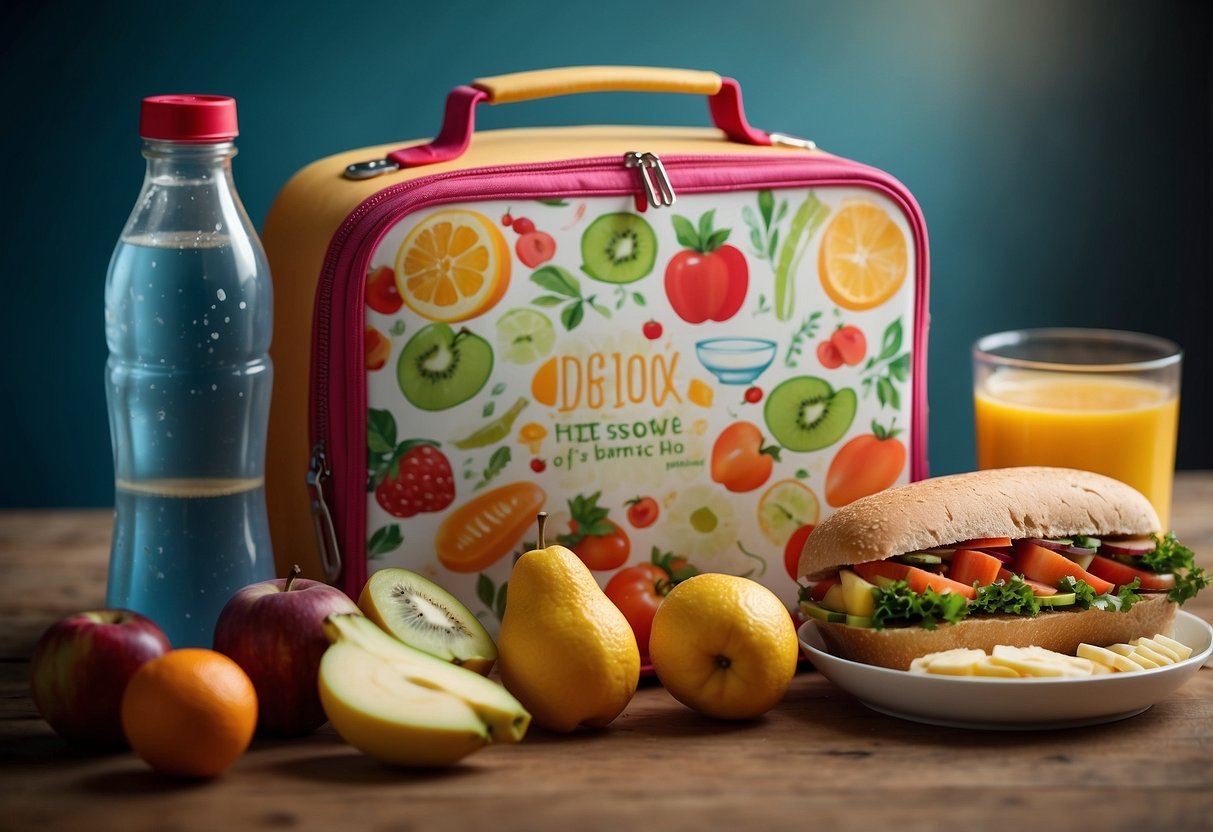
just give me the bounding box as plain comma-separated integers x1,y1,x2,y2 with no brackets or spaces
798,610,1213,730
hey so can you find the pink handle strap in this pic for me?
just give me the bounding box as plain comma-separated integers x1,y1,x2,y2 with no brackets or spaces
384,77,770,171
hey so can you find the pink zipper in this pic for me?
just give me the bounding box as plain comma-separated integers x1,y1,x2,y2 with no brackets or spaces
309,153,931,595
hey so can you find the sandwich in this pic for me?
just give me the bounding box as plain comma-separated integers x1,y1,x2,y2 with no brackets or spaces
797,467,1207,670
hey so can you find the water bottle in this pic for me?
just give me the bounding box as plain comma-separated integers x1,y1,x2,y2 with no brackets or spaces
104,95,274,647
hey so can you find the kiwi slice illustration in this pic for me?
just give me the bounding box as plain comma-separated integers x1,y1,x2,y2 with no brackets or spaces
580,212,658,284
397,323,493,411
358,568,498,675
764,376,857,452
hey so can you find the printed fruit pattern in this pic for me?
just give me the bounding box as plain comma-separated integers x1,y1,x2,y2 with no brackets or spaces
625,496,660,529
558,492,631,571
763,376,857,452
824,420,907,507
397,323,493,411
396,208,510,323
372,440,456,518
365,325,390,371
710,422,780,493
818,202,908,312
664,210,748,324
604,548,699,657
816,324,866,370
368,409,455,518
434,481,547,572
366,265,403,314
783,524,815,581
757,480,819,548
362,191,914,613
503,210,557,268
580,213,658,284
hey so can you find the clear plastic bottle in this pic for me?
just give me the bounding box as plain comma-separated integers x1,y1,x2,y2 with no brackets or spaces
104,95,274,647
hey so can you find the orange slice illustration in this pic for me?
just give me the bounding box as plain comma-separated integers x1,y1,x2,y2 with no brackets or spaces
818,202,908,311
395,209,510,322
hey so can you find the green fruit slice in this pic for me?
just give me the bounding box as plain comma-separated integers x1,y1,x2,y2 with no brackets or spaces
580,213,657,284
763,376,857,452
358,568,498,674
495,308,556,365
757,480,820,547
397,323,493,412
453,397,529,449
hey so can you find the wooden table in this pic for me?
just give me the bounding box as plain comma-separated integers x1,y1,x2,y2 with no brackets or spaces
3,473,1213,831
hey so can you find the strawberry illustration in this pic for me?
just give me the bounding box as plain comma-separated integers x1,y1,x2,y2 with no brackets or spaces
367,410,455,518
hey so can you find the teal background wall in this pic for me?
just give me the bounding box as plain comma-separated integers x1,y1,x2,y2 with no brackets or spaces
1,0,1209,507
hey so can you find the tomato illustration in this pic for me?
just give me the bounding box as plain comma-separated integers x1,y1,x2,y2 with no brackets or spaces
365,325,390,370
710,422,781,493
825,421,907,507
604,549,697,657
365,265,402,315
664,210,748,324
604,563,666,657
831,325,867,366
816,339,844,369
625,496,660,528
784,523,815,581
558,491,631,570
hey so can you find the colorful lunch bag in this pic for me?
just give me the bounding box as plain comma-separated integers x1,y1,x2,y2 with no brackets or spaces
261,66,929,626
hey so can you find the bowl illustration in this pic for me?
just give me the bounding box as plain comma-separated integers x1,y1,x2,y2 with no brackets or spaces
695,338,778,385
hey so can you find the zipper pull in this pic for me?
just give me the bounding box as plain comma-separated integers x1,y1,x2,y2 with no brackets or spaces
625,151,676,209
307,442,342,583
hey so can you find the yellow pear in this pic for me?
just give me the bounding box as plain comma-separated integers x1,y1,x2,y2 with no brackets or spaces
497,513,640,732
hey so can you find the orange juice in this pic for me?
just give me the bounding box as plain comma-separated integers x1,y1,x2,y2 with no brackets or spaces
975,371,1179,528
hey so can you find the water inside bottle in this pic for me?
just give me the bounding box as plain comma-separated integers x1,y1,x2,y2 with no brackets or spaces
105,231,273,647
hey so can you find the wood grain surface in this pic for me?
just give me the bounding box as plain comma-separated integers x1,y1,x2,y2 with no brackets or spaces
3,473,1212,832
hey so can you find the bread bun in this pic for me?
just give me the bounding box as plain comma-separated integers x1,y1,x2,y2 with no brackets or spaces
799,467,1160,581
812,593,1176,671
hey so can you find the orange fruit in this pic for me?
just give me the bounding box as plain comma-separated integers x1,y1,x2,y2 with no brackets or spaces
395,209,510,322
120,648,257,778
649,573,798,720
818,202,908,311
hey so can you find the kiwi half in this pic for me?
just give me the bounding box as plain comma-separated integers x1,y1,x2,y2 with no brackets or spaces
580,212,657,284
397,323,493,412
764,376,857,452
358,568,497,675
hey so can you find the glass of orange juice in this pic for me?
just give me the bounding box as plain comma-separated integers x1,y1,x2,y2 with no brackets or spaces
973,328,1182,529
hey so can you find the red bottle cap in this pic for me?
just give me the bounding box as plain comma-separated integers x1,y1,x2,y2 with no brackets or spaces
139,95,239,142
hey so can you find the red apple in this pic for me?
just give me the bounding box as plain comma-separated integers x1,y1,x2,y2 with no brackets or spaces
30,609,170,745
213,565,360,736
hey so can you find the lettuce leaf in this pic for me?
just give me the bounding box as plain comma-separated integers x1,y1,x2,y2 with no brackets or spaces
1060,576,1142,612
971,576,1041,617
871,581,969,630
1141,533,1209,605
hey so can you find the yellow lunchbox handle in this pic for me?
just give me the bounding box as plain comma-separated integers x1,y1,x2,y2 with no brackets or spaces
344,65,782,179
471,66,723,104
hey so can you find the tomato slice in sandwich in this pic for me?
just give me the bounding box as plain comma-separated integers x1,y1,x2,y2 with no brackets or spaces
854,560,977,600
1011,540,1114,595
1086,554,1176,592
996,568,1058,596
946,549,1003,587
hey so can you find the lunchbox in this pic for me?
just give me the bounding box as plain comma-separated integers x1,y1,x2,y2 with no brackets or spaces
262,66,930,625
